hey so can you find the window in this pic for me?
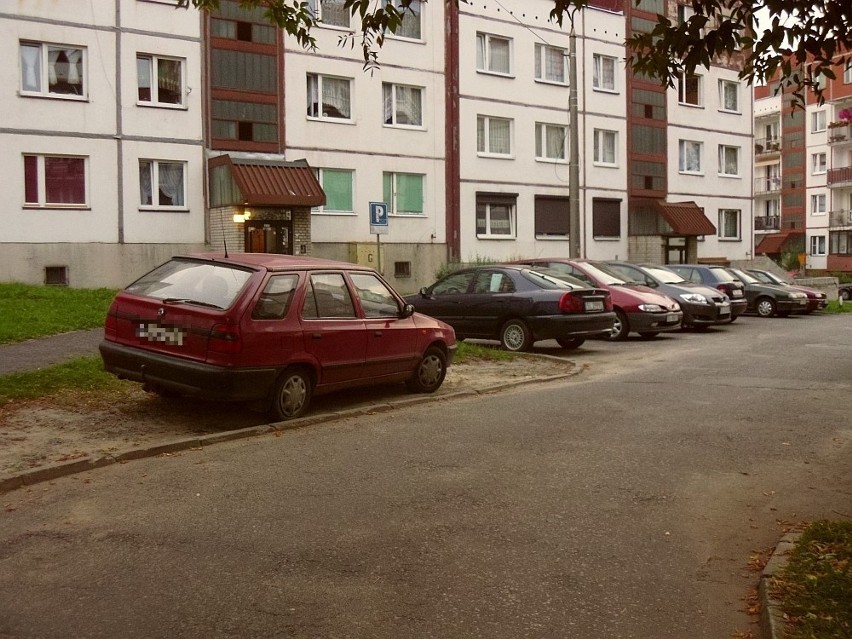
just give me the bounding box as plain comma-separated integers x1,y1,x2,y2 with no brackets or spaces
313,168,354,213
718,209,740,240
534,44,566,84
137,54,184,106
764,198,780,218
139,160,186,209
307,0,349,27
20,42,86,98
534,195,569,238
306,74,352,120
383,172,424,215
593,129,617,166
476,33,512,75
812,152,827,174
811,110,826,132
382,83,423,126
212,99,278,143
476,192,516,238
350,273,401,318
592,198,621,238
831,231,852,255
678,140,702,173
810,235,826,256
391,0,421,40
718,145,740,176
677,4,694,25
477,115,512,156
718,79,739,112
535,123,567,162
23,154,87,207
677,73,702,106
303,273,356,319
811,193,827,215
252,275,299,320
845,62,852,84
592,54,617,92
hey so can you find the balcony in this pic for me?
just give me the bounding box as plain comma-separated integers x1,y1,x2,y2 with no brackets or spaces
829,209,852,228
754,176,782,195
827,165,852,188
754,215,781,231
754,137,782,156
827,122,852,145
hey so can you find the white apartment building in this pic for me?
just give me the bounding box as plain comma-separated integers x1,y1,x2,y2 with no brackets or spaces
1,1,205,288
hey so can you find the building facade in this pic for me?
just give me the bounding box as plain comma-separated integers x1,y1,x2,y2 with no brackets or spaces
1,0,206,288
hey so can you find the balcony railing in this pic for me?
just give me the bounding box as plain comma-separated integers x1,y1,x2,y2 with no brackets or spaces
754,215,781,231
827,165,852,188
754,176,782,195
828,123,852,144
829,209,852,228
754,137,782,156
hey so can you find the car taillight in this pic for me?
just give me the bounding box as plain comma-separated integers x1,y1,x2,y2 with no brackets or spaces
559,292,584,313
104,309,117,336
604,294,613,312
209,323,242,353
716,283,731,295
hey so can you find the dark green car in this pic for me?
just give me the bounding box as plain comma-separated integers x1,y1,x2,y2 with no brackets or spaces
726,267,808,318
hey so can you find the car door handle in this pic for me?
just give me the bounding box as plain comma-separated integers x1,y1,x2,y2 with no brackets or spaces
311,333,322,339
373,330,383,337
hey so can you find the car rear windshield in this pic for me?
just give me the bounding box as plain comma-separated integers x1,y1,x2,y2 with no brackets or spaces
709,267,738,283
126,259,254,309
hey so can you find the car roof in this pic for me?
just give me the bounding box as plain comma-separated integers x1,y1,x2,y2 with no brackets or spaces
173,252,378,273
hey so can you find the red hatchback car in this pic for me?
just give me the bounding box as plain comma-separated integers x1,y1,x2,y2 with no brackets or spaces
100,253,457,420
510,258,683,340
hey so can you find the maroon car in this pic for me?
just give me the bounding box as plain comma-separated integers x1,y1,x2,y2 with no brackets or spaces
509,258,683,340
100,253,456,420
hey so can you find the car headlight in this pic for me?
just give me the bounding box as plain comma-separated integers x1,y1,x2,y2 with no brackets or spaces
638,304,665,312
788,292,807,299
679,293,708,304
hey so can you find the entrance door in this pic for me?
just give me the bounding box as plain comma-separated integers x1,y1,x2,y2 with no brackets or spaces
245,220,292,254
666,237,687,264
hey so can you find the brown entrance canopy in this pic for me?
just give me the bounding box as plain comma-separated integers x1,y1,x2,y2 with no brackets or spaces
208,155,326,208
755,229,803,254
653,200,717,236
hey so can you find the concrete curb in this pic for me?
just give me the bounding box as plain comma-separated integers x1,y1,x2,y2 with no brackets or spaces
759,532,801,639
0,358,581,495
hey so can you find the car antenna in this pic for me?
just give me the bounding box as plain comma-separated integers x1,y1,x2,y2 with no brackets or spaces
218,208,229,258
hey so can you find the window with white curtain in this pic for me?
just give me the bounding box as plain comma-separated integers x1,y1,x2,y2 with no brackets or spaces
20,42,86,98
718,79,739,112
477,115,512,156
811,110,826,132
476,193,516,238
718,145,740,176
811,193,827,215
137,54,184,106
307,0,349,27
23,154,88,207
306,74,352,120
717,209,740,240
476,33,512,75
383,172,424,215
139,160,186,209
382,83,423,126
593,129,617,165
535,123,567,162
592,54,617,92
810,235,826,255
391,0,421,40
812,152,827,174
679,139,702,173
534,43,566,84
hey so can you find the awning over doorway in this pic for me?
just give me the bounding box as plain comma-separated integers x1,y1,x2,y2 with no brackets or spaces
653,200,717,236
755,230,804,254
208,155,326,208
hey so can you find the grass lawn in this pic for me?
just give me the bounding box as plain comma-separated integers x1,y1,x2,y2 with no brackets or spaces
0,283,116,345
771,520,852,638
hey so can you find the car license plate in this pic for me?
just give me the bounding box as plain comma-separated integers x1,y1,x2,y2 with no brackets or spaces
732,290,744,298
137,323,185,346
666,313,679,323
585,300,604,312
718,308,730,316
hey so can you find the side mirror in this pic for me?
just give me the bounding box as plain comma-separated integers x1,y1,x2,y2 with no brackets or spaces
400,303,415,318
419,287,429,296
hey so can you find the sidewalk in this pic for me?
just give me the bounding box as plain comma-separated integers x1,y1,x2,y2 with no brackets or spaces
0,328,104,375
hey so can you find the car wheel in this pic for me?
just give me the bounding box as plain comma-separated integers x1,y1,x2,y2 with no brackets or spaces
556,337,585,350
500,319,533,352
406,347,447,393
639,332,659,339
756,297,776,318
270,367,312,420
841,289,850,301
608,310,629,341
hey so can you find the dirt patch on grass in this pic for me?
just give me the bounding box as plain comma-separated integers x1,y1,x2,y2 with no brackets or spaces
0,355,577,477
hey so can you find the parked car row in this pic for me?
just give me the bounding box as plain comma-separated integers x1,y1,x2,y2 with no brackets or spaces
99,253,833,421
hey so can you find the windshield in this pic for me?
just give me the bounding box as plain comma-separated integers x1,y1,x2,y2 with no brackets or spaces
524,269,577,290
708,267,739,283
643,266,687,284
126,259,253,309
728,268,758,284
580,262,628,285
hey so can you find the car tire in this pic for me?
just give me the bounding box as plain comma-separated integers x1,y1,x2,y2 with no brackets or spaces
556,337,585,350
608,310,629,341
406,347,447,393
756,297,776,318
500,319,533,352
639,332,659,339
270,367,312,421
841,288,850,301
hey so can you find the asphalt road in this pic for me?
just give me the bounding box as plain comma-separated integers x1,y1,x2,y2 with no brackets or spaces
1,314,850,639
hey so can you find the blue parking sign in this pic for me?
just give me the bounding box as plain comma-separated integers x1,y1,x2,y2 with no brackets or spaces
369,201,389,235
